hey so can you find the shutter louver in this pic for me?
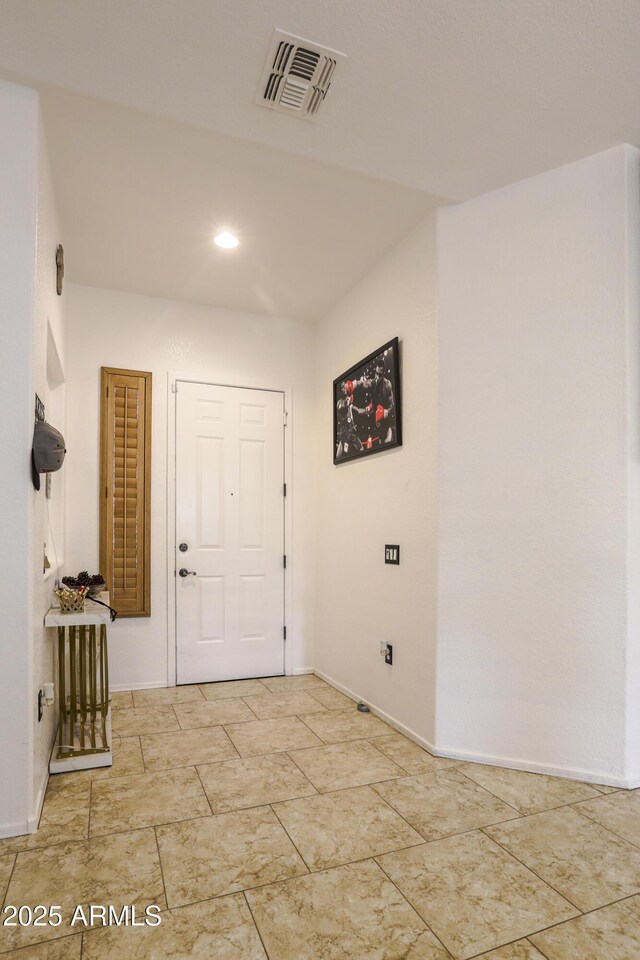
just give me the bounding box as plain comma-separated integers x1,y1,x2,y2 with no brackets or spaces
100,368,152,617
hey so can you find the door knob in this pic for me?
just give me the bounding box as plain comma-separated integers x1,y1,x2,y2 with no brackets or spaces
178,568,197,578
179,542,188,552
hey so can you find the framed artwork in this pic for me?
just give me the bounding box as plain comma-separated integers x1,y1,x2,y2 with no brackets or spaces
333,337,402,464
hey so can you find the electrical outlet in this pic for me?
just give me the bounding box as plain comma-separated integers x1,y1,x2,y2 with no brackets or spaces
380,642,393,665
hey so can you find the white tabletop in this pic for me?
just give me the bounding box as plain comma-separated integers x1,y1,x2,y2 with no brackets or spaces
45,592,112,627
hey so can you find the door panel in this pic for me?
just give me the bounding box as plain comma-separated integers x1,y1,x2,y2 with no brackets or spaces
198,437,224,547
201,576,225,643
239,439,265,547
176,381,285,683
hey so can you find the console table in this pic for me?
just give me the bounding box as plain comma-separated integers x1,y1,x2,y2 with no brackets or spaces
45,594,113,773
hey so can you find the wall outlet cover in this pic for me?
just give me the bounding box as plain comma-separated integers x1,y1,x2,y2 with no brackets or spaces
385,544,400,564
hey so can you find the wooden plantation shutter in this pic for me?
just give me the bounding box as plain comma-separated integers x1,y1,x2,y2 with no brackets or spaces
100,367,152,617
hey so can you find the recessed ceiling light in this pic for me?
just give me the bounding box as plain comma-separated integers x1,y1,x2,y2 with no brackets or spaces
214,231,239,249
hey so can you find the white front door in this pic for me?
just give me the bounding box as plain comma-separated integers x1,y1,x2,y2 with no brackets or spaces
175,381,285,683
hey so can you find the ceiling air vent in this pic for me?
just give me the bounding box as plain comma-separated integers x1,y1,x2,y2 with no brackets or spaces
256,29,346,121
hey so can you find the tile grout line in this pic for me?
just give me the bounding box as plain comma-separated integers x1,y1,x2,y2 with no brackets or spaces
365,775,531,850
524,936,553,960
373,856,454,959
221,724,242,760
464,890,640,960
364,736,415,776
153,824,171,913
454,767,529,817
170,702,181,730
194,765,215,817
3,928,82,956
377,834,637,960
452,930,555,960
304,689,332,709
529,889,640,934
479,803,640,908
242,890,273,960
139,734,147,774
143,873,313,915
268,802,314,874
85,812,215,844
240,697,262,721
565,796,640,851
456,765,616,818
479,826,584,914
278,739,320,773
294,711,335,744
267,752,406,801
0,852,17,914
7,795,234,857
364,781,435,841
457,931,553,960
279,750,319,796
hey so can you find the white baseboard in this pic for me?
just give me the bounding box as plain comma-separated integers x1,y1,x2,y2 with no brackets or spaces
28,768,49,834
0,819,30,840
110,667,637,789
432,744,635,789
313,669,634,790
312,669,437,753
24,722,58,836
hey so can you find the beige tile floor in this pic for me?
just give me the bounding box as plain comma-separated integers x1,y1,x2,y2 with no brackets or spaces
1,675,639,959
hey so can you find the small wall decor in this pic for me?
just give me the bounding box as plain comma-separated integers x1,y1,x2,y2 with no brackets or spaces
31,420,66,490
333,337,402,464
55,244,64,295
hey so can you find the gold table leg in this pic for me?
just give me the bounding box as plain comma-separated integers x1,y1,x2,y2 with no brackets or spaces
54,619,111,761
57,627,66,759
79,625,87,751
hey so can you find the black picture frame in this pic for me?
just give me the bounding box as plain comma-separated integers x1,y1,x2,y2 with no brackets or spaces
333,337,402,464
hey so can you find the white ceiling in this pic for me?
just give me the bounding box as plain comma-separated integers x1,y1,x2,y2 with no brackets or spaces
2,0,640,319
38,88,439,321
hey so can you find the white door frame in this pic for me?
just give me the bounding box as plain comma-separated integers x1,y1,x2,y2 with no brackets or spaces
167,372,294,685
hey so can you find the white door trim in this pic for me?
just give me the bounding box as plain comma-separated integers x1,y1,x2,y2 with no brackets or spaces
167,372,295,686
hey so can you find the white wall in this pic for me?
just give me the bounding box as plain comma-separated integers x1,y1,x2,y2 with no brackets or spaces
0,81,64,836
313,215,439,747
64,285,316,689
32,112,66,824
0,80,38,837
624,150,640,783
436,145,640,784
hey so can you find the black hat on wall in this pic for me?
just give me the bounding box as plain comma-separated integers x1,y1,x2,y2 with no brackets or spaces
31,421,66,490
